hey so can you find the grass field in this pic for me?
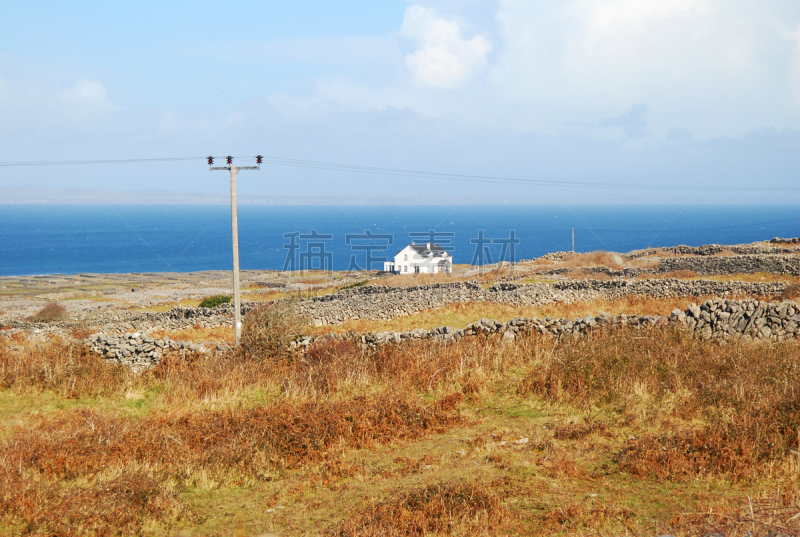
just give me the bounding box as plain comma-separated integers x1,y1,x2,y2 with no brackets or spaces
2,315,800,536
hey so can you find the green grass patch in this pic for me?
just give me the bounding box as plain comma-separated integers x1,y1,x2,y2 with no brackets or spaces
199,295,232,308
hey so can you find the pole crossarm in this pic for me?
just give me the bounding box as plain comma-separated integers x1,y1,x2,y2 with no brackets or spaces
210,166,260,171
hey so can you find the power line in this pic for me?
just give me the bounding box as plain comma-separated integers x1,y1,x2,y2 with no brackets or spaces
1,155,799,192
580,216,800,234
231,156,800,192
488,216,800,237
0,156,204,166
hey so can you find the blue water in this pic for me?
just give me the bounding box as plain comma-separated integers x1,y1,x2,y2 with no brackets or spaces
0,205,798,276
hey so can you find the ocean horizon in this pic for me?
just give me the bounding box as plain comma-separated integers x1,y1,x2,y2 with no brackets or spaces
1,204,798,277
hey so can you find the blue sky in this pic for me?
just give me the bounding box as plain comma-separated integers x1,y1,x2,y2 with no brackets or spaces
1,0,799,204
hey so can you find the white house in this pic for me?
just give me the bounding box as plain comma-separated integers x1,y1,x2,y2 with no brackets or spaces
383,242,453,274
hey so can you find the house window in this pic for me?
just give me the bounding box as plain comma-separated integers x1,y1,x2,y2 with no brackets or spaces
403,265,407,273
414,266,420,273
404,254,407,261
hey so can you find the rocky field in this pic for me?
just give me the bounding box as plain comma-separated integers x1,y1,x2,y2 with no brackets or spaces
2,239,800,536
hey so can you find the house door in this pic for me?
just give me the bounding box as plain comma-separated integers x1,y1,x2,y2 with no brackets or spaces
414,266,420,273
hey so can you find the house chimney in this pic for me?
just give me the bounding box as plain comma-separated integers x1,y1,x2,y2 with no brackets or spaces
427,242,431,250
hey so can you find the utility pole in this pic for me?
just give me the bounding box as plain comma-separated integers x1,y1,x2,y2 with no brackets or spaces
209,155,261,345
572,228,575,253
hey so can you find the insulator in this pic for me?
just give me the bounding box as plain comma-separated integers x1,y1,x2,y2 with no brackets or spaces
256,155,263,164
226,156,233,165
207,156,214,165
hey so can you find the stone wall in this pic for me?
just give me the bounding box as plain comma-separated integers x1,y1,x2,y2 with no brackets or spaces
1,302,258,335
293,282,487,325
624,243,797,259
657,254,800,276
295,279,786,326
494,279,785,303
84,332,221,372
89,297,800,371
770,237,800,244
320,297,800,349
2,277,791,332
535,266,651,278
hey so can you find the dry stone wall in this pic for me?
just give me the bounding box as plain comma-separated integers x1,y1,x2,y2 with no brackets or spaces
84,332,221,372
300,297,800,350
294,282,486,325
89,297,800,371
295,279,786,326
624,243,798,259
1,303,259,335
657,254,800,276
1,278,790,332
535,266,651,278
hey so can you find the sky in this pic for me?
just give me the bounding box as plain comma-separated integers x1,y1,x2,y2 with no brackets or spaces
0,0,799,204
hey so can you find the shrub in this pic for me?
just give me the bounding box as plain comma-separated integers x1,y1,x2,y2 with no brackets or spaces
28,302,67,323
198,295,232,308
782,282,800,301
239,300,308,360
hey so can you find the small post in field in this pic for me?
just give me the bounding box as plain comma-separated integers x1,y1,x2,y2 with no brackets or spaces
209,155,262,345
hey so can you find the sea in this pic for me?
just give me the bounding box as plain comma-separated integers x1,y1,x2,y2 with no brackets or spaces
0,204,798,276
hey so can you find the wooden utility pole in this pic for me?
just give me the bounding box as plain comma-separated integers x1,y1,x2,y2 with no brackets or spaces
572,228,575,253
210,156,261,345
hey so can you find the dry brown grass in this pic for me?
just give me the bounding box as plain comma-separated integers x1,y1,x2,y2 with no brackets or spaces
559,251,622,269
150,325,233,344
6,301,800,535
563,269,613,280
0,339,127,396
667,495,800,536
0,468,182,536
645,269,698,279
0,393,462,535
520,327,800,482
333,480,512,536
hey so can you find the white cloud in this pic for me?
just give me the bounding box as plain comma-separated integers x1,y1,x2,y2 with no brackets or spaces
477,0,800,137
402,5,492,88
263,2,798,138
60,79,108,104
56,79,111,122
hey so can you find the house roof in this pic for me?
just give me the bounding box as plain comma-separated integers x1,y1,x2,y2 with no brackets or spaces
395,243,449,258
